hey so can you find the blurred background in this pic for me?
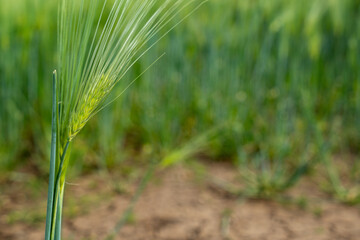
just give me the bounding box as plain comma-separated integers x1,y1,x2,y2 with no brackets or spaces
1,0,360,239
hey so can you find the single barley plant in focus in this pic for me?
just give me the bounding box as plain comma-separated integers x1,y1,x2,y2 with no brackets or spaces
45,0,205,239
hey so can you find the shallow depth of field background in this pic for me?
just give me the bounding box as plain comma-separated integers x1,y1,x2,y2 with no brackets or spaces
1,0,360,237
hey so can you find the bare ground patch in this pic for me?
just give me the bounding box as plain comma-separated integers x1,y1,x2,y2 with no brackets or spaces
1,162,360,240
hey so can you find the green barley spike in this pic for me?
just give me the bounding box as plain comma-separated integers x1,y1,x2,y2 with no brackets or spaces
44,0,205,239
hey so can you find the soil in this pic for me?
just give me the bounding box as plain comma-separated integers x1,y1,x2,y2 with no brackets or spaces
1,162,360,240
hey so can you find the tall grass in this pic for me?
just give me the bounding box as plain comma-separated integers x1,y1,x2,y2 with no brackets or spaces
0,0,57,171
44,0,204,239
0,0,359,213
124,0,360,200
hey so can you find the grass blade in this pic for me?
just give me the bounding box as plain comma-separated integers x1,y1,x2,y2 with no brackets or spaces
45,70,58,240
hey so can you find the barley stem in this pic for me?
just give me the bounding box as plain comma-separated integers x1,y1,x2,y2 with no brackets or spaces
54,187,65,240
45,70,58,240
51,140,70,239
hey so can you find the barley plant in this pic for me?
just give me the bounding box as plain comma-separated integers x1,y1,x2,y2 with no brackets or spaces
45,0,204,239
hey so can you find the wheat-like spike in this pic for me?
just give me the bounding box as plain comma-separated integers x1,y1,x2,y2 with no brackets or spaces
44,1,206,239
56,0,201,146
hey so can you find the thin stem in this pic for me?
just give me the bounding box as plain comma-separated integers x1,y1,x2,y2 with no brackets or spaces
45,70,58,240
54,186,65,240
51,140,70,239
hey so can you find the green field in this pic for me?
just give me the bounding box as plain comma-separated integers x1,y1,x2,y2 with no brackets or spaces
1,0,360,206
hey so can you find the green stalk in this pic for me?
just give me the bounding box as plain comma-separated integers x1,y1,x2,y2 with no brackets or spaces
51,141,70,240
45,70,57,240
54,186,65,240
54,146,70,240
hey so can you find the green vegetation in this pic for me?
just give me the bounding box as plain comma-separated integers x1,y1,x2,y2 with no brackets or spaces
1,0,360,234
41,0,202,239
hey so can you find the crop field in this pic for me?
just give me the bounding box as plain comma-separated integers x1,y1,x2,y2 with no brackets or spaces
1,0,360,239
